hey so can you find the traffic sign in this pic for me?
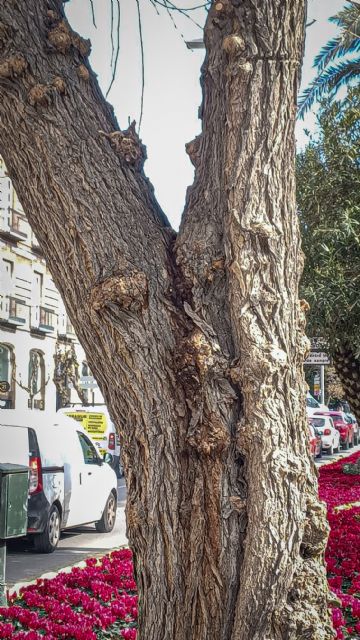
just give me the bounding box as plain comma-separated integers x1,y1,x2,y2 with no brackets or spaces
79,376,98,389
0,382,10,393
305,352,331,365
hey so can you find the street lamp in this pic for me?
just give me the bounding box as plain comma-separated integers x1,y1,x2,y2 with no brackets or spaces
186,38,205,50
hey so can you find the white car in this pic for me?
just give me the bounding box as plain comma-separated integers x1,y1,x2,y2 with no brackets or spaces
309,415,340,455
306,392,328,417
0,413,118,553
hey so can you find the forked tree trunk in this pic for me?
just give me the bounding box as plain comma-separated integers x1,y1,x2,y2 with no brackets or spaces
0,1,332,638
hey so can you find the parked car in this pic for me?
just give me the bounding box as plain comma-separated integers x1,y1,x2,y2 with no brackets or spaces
309,416,340,455
0,414,118,553
314,411,355,450
308,421,322,459
345,414,359,446
306,392,328,417
57,406,123,478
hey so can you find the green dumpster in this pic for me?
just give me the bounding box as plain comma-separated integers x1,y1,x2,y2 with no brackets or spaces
0,463,29,606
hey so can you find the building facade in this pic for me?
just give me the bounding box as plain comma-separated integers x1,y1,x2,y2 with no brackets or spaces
0,157,103,420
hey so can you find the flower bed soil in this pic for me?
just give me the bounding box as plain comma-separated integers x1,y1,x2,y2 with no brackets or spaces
1,451,359,639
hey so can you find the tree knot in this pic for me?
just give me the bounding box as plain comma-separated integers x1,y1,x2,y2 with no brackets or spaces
185,134,201,168
222,34,245,57
77,64,90,81
89,270,148,313
0,54,27,79
99,122,147,170
47,19,91,57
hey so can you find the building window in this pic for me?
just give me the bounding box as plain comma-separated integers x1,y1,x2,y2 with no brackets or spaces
28,349,45,410
0,343,15,409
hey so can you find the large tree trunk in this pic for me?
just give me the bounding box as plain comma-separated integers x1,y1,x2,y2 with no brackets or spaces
0,1,332,638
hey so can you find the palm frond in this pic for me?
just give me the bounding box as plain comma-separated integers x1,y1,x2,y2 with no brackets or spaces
298,57,360,118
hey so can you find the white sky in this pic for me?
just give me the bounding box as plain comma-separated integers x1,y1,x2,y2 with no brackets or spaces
67,0,345,229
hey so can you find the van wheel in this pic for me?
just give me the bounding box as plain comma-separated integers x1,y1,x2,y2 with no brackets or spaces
33,505,61,553
95,492,117,533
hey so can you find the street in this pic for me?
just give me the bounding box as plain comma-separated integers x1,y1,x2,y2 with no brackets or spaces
5,478,127,590
315,441,360,467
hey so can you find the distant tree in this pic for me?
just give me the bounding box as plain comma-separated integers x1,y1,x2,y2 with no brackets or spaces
297,87,360,421
298,1,360,117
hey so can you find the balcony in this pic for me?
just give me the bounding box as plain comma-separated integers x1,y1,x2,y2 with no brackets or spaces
30,305,55,333
0,209,28,242
39,306,55,332
66,319,76,336
0,296,27,327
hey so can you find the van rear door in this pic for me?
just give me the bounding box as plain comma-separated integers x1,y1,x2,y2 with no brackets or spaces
0,424,29,465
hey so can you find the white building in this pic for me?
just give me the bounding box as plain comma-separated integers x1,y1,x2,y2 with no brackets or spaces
0,157,103,421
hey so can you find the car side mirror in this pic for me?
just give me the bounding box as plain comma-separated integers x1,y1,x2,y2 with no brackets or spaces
103,452,113,465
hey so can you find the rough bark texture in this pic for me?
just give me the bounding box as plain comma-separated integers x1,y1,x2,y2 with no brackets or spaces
0,1,333,638
334,347,360,424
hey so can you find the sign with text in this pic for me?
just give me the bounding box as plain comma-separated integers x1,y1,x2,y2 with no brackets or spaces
305,352,331,365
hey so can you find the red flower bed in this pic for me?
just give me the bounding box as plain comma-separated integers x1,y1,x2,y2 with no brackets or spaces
1,452,359,639
319,451,360,639
0,549,137,639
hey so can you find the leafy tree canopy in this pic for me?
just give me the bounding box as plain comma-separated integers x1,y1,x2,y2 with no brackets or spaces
297,86,360,355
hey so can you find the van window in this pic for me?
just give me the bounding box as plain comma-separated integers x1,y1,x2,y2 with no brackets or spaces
77,432,100,465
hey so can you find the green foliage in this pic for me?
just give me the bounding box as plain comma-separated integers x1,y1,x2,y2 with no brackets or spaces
298,1,360,117
297,87,360,355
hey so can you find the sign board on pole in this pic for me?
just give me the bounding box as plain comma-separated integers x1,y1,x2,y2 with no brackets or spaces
79,376,98,389
305,352,331,365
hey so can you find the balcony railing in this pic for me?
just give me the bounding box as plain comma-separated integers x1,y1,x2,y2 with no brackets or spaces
8,297,27,325
66,319,75,335
30,305,56,333
39,306,55,332
9,209,27,238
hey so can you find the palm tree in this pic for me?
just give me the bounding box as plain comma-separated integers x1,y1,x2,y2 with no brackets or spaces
298,1,360,117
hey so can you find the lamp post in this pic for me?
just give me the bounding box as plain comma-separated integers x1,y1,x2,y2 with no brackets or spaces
186,38,205,50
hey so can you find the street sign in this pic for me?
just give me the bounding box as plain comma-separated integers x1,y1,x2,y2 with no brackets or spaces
305,352,331,365
0,382,10,394
79,376,98,389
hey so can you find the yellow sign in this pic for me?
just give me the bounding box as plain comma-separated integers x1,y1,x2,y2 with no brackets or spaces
65,412,107,439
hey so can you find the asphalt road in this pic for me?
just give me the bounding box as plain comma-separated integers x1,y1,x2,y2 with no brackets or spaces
6,478,127,589
315,441,360,467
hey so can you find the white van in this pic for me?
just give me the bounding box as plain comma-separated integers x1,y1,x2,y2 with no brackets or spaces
0,414,118,553
57,406,123,477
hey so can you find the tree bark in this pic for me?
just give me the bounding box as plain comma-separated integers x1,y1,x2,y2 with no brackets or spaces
334,346,360,424
0,1,332,638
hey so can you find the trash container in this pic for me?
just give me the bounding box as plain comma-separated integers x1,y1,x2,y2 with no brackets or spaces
0,463,29,606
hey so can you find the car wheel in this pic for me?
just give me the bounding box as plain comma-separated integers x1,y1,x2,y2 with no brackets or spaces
33,504,61,554
343,437,350,450
327,444,333,456
334,441,339,453
316,446,322,459
95,492,117,533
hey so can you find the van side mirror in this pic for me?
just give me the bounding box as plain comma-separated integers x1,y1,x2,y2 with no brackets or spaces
103,452,113,465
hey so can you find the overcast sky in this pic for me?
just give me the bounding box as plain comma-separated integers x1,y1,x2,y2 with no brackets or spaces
67,0,345,228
